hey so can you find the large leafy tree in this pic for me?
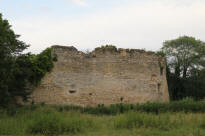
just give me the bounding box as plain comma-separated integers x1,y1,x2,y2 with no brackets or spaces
162,36,205,78
0,13,29,106
161,36,205,100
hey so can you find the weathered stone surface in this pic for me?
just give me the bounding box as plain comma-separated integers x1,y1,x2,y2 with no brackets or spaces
30,45,169,106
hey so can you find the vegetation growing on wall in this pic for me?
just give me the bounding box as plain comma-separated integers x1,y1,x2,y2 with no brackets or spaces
1,47,55,106
158,60,164,75
95,45,117,52
27,48,54,86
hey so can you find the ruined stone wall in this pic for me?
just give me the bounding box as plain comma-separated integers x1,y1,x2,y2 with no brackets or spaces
31,46,169,106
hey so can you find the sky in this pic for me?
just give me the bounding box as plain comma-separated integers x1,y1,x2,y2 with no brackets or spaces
0,0,205,53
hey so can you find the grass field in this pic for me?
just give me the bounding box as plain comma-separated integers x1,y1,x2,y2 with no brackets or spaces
0,104,205,136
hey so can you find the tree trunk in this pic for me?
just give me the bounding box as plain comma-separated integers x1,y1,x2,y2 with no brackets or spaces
175,65,181,78
183,66,187,78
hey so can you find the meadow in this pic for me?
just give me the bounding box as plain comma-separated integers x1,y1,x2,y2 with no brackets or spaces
0,99,205,136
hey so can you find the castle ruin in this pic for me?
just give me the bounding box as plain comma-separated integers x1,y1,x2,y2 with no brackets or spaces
31,45,169,106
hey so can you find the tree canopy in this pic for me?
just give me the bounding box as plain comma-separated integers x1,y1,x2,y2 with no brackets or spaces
0,13,30,105
0,13,55,106
161,36,205,100
162,36,205,78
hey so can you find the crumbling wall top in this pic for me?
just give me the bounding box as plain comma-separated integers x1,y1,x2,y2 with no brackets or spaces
52,45,78,52
51,45,163,59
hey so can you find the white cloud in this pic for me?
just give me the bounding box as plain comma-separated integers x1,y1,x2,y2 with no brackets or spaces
69,0,87,6
10,0,205,53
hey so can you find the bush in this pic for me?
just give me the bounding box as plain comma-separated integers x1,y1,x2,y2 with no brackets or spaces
49,99,205,116
28,48,54,86
5,99,205,118
95,45,117,52
134,98,205,114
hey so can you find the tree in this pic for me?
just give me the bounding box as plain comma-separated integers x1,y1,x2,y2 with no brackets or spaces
162,36,205,78
0,13,29,106
0,13,56,107
161,36,205,100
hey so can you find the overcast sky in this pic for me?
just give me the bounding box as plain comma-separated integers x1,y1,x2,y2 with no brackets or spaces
1,0,205,53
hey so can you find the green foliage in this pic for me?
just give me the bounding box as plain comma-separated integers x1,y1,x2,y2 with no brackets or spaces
161,36,205,100
48,99,205,115
0,13,55,106
52,53,58,61
27,111,93,136
0,13,29,106
135,98,205,113
2,48,54,105
183,69,205,100
95,45,117,52
1,105,205,136
162,36,205,78
156,50,166,57
27,48,54,85
0,13,29,56
200,118,205,129
114,112,178,130
0,107,94,136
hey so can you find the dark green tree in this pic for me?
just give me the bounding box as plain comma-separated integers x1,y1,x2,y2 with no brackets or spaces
161,36,205,100
0,13,29,106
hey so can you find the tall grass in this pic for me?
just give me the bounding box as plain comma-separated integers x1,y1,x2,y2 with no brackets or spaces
200,118,205,129
0,106,205,136
27,111,94,136
114,112,180,130
0,107,95,136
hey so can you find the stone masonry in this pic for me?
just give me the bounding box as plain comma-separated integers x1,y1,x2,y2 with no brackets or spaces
30,45,169,106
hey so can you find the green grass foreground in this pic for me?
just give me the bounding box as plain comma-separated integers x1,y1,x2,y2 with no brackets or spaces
1,100,205,136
